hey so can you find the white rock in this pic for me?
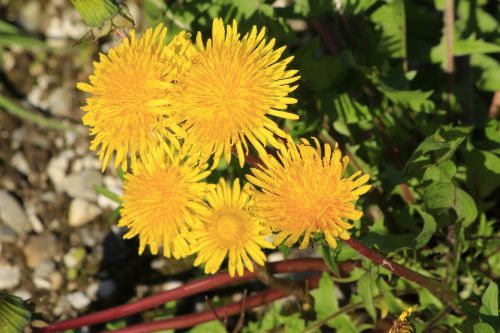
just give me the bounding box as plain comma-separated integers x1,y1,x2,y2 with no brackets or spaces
0,264,21,289
86,282,99,300
0,224,17,243
68,199,101,227
19,0,42,32
267,252,285,263
48,87,72,117
25,201,44,233
10,152,31,175
33,276,51,289
47,151,73,192
63,170,102,201
67,291,91,310
162,280,182,291
0,190,31,236
34,260,55,279
13,290,32,301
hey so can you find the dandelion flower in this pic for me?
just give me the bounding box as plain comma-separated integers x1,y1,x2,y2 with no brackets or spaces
77,24,192,171
192,178,273,277
175,18,300,168
247,137,371,249
119,145,211,259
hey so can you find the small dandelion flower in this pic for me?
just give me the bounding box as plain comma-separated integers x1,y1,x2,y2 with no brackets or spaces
192,178,273,277
175,18,300,168
119,145,211,259
246,137,371,249
77,24,192,171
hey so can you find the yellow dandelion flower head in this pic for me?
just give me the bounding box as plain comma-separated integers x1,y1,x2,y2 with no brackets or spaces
192,178,274,277
246,137,371,249
176,18,301,168
77,24,192,171
119,144,211,259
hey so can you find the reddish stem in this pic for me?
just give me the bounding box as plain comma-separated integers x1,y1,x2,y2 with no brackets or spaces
104,275,321,333
38,259,325,333
344,238,458,311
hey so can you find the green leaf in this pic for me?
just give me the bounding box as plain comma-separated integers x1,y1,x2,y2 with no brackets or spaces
423,160,457,182
378,279,403,314
431,35,500,67
368,73,434,112
322,245,340,275
357,273,377,321
0,292,32,333
370,0,407,59
480,282,499,316
406,126,471,172
454,188,478,227
423,183,477,226
413,206,437,249
331,93,372,124
423,182,455,210
188,320,226,333
478,67,500,91
311,273,338,321
301,55,347,91
473,323,495,333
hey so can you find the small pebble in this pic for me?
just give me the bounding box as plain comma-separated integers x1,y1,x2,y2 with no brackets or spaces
67,291,91,310
0,264,21,289
63,170,102,201
68,199,101,227
0,190,32,236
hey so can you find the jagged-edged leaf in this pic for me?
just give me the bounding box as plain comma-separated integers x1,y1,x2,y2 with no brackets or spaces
371,0,406,59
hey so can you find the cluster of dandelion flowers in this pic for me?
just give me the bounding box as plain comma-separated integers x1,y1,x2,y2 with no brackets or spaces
175,18,301,168
77,24,192,171
247,137,371,249
119,146,211,259
191,178,274,277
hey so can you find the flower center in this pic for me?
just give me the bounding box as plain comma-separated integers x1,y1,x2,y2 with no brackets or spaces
210,207,251,247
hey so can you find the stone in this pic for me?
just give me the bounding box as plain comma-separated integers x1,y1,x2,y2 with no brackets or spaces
13,290,31,301
0,264,21,289
10,152,31,175
63,170,102,201
33,276,51,289
47,87,72,117
47,151,73,192
68,199,101,227
25,201,44,233
0,190,31,236
34,260,55,279
0,224,17,243
49,272,63,290
67,291,91,310
23,233,58,269
63,247,86,268
86,282,99,300
19,0,42,32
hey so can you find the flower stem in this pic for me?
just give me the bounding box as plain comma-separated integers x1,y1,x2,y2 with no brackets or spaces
103,276,321,333
37,259,325,333
344,238,459,312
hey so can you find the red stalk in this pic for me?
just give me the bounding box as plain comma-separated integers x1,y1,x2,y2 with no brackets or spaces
104,275,321,333
38,259,325,333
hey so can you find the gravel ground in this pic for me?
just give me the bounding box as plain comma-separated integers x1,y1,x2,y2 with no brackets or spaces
0,0,198,326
